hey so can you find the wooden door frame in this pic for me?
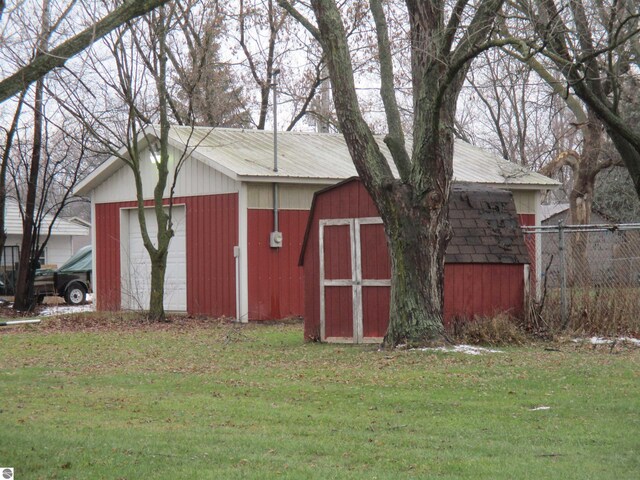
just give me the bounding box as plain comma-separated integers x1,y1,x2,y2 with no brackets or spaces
319,217,389,343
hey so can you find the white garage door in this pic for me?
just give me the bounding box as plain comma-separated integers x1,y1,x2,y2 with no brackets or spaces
121,206,187,311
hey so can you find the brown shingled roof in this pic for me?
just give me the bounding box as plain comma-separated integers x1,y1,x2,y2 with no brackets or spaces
447,184,530,264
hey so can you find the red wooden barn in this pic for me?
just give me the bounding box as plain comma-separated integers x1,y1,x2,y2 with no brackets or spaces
300,179,532,343
74,127,556,322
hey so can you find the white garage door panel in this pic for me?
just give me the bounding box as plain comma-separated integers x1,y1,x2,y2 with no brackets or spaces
122,206,187,311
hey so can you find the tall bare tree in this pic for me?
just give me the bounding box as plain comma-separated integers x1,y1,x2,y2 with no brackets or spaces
235,0,355,131
460,44,622,286
512,0,640,198
13,0,52,311
0,93,25,257
0,0,171,104
280,0,506,345
60,2,244,320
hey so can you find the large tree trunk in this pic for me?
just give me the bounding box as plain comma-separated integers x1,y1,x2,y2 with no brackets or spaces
295,0,499,346
382,183,449,345
143,6,173,322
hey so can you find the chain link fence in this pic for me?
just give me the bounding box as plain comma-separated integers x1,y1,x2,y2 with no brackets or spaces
0,246,19,295
522,223,640,335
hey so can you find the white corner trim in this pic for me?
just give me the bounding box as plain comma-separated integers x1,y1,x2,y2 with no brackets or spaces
90,192,97,300
238,183,249,322
534,190,543,300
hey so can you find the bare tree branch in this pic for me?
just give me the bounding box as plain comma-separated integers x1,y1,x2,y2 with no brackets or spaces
0,0,171,103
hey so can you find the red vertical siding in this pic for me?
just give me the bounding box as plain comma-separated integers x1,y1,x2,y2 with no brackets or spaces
442,263,525,326
323,224,352,280
362,287,390,338
304,215,321,340
95,203,122,310
247,209,309,320
360,223,391,338
325,287,353,338
360,224,390,279
93,194,238,317
187,194,238,317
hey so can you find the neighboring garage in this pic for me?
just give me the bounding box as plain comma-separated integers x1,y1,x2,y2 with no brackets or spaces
300,179,532,343
74,126,557,320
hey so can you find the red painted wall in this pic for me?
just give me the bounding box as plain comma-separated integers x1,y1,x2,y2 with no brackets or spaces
187,194,238,317
443,264,524,325
95,203,122,311
247,209,309,320
94,194,238,317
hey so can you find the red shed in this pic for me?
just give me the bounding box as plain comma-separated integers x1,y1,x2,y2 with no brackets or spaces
300,179,531,343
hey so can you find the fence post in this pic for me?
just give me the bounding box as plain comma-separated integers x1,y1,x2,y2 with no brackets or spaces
558,221,568,328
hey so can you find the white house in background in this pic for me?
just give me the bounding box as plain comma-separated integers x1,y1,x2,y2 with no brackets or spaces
3,199,90,268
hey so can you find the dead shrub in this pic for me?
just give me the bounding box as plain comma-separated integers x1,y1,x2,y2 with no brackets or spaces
532,288,640,338
450,313,527,346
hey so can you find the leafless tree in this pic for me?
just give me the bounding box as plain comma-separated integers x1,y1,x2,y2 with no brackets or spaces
233,0,370,131
0,0,171,104
280,0,508,345
509,0,640,198
60,2,246,320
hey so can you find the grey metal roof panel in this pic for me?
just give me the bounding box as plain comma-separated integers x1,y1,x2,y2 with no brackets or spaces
169,127,558,187
77,126,559,196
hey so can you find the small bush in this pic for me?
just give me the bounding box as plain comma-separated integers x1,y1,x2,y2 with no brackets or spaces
450,313,527,346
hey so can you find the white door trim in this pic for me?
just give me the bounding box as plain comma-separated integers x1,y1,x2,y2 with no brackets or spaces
319,217,389,343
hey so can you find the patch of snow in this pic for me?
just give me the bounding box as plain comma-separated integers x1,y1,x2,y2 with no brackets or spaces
529,406,551,411
415,344,503,355
39,303,95,317
572,336,640,346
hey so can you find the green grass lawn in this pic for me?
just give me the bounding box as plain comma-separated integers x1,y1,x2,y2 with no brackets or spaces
1,316,639,479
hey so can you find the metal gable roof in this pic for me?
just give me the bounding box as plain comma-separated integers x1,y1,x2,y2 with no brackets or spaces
170,127,558,187
75,126,559,196
3,199,90,236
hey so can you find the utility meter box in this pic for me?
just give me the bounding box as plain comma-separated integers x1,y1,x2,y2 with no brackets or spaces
269,231,283,248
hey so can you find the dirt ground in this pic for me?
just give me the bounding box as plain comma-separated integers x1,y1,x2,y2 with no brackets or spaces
0,300,238,334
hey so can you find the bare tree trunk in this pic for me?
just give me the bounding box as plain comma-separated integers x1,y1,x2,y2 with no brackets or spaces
526,0,640,201
277,0,504,345
14,78,45,311
567,116,603,287
148,249,168,320
381,183,448,344
145,7,173,322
